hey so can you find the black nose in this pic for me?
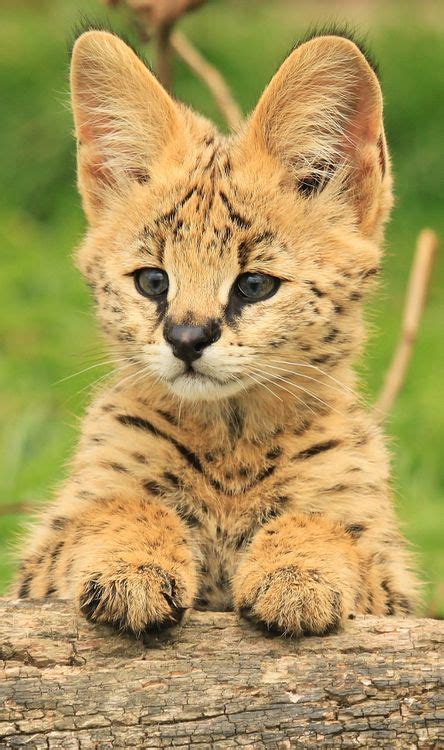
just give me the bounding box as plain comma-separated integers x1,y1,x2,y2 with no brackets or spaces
164,320,221,364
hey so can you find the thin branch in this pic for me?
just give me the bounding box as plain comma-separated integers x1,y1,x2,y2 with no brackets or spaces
374,229,439,422
0,501,37,516
156,22,174,90
104,1,243,128
171,29,243,130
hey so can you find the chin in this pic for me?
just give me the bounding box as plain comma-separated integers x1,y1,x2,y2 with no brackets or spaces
166,372,245,402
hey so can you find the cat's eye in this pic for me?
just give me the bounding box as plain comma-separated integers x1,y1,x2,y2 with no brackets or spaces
236,272,280,302
134,268,169,297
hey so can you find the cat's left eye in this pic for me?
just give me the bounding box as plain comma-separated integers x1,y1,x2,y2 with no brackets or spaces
236,272,280,302
134,267,169,298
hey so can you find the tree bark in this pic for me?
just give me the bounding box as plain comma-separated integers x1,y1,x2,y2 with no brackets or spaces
0,600,442,749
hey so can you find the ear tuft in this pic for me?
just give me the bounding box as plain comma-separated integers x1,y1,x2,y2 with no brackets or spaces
69,16,151,72
291,24,380,79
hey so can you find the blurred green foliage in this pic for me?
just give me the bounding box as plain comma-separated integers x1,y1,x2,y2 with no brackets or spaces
0,0,442,614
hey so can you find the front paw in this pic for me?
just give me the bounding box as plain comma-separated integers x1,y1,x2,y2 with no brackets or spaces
78,562,190,635
234,564,345,637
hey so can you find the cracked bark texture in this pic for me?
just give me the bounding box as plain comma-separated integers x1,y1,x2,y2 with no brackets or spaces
0,600,442,749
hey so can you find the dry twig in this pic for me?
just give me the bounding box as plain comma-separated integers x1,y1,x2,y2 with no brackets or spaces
104,0,243,126
374,229,439,421
171,29,243,130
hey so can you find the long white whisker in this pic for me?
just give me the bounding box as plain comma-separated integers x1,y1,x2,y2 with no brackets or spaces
257,362,350,399
72,361,137,400
55,356,139,385
246,367,314,413
268,358,356,396
253,366,344,417
245,372,283,402
111,363,153,394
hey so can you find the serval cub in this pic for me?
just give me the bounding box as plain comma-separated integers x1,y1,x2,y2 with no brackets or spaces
15,28,418,636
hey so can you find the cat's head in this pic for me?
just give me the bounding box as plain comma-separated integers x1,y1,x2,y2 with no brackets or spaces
72,28,392,402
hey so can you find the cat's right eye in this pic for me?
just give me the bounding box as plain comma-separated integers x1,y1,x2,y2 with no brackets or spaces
134,268,169,298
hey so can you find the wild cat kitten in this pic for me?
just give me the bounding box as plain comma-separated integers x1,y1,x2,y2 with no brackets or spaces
14,27,418,636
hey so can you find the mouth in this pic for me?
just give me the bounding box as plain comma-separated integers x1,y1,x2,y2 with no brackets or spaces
166,364,245,401
173,363,225,385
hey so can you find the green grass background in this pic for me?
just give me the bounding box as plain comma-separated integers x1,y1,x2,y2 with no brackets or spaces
0,0,442,614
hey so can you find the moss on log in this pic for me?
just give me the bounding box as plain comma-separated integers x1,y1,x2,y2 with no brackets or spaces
0,600,442,748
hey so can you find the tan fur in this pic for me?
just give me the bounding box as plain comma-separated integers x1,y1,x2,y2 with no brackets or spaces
13,30,418,636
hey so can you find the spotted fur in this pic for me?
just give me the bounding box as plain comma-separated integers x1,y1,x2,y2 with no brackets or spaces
13,29,418,636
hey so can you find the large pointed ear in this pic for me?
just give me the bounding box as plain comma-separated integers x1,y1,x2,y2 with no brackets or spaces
71,31,182,224
242,34,391,236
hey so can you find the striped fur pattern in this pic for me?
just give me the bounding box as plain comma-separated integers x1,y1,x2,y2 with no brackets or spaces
14,29,418,636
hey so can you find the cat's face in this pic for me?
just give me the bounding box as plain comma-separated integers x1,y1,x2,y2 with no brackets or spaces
72,30,392,402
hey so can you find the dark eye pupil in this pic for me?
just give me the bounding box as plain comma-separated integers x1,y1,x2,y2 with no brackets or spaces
247,278,262,295
135,268,168,297
236,272,278,301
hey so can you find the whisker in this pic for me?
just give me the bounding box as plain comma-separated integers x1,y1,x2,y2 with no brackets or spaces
111,363,153,394
268,358,357,396
257,362,351,399
54,356,139,385
246,367,313,412
253,365,328,407
245,372,283,402
72,361,137,400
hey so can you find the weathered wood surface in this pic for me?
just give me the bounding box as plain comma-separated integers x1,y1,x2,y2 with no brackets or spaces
0,600,442,749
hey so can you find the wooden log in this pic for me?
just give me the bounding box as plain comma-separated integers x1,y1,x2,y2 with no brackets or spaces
0,600,442,748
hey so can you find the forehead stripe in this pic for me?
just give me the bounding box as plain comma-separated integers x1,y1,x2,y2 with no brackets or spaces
155,186,198,226
238,231,277,268
219,191,251,230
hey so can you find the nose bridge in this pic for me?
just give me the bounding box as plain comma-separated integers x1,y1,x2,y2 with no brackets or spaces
168,272,222,326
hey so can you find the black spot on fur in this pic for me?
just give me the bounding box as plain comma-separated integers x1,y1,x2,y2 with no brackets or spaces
108,462,129,474
176,506,201,528
323,328,339,344
164,471,181,489
308,282,326,297
381,579,411,616
345,523,367,540
311,354,331,365
144,480,165,496
132,452,148,464
79,578,105,621
294,439,340,460
381,579,395,615
233,529,254,550
362,266,380,279
51,517,68,531
18,572,32,599
294,419,312,436
266,446,282,460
